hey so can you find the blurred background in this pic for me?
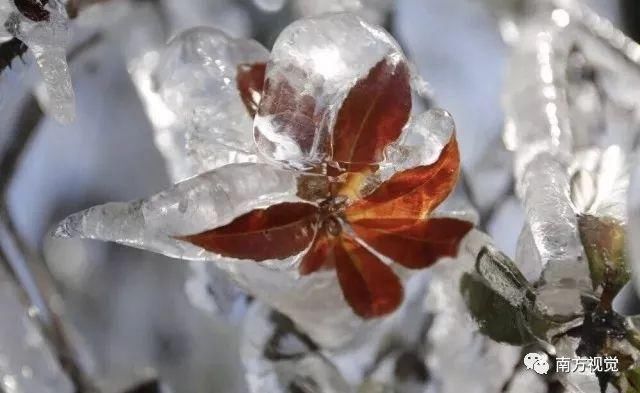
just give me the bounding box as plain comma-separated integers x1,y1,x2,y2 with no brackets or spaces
0,0,634,392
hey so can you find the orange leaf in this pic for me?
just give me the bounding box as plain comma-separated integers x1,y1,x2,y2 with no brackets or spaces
332,57,411,167
345,136,460,221
237,62,266,118
335,235,404,318
176,202,319,261
350,217,473,269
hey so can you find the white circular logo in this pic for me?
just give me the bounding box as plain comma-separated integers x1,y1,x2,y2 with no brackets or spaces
524,352,550,375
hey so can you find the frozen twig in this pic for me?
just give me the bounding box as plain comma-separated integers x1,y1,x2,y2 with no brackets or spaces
0,32,104,393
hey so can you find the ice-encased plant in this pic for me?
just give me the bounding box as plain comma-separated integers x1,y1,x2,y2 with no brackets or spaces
0,0,75,122
462,2,640,391
54,13,473,347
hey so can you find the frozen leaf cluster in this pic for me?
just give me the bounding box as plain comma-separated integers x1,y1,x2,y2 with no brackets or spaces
55,12,473,348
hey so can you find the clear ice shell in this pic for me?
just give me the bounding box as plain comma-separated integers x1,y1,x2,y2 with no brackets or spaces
520,154,590,316
154,27,269,175
13,0,75,123
383,108,454,175
253,12,405,169
53,163,306,261
54,163,376,348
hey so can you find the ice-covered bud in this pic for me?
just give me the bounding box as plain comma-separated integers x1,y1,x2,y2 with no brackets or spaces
254,13,408,170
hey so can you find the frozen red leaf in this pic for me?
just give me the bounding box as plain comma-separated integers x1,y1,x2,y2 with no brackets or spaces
350,217,473,269
299,232,335,275
176,202,319,261
345,136,460,221
256,67,321,154
332,56,411,167
237,62,266,118
335,235,404,318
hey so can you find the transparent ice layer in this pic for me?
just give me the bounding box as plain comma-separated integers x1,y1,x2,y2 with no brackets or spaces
384,108,454,175
520,154,590,306
53,163,311,260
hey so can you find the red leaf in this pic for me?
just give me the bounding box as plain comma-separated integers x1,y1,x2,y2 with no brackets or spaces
256,67,321,155
334,235,404,318
345,135,460,221
350,217,473,269
176,202,319,261
332,57,411,167
237,63,266,118
299,232,335,275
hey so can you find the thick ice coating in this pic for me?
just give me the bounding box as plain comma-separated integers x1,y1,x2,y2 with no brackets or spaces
53,163,316,261
253,13,408,169
155,27,269,173
2,0,75,123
